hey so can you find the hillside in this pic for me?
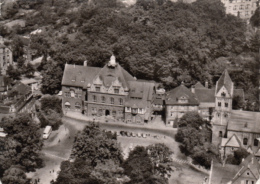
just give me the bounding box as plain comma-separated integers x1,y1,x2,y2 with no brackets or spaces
0,0,259,111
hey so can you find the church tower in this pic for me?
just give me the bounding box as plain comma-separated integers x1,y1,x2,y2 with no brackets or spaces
212,69,234,145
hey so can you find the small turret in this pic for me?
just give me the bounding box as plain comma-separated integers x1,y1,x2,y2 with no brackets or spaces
108,54,117,67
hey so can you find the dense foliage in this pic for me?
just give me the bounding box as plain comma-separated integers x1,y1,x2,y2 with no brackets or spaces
0,113,43,177
175,112,219,169
37,95,63,130
3,0,257,110
226,148,250,165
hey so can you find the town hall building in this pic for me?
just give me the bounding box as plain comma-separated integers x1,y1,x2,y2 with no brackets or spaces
61,55,160,124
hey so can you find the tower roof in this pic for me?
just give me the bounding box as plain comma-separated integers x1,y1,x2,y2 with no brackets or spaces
216,69,233,96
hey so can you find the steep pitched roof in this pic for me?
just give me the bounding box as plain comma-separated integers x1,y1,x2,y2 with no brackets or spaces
62,64,101,87
232,155,260,183
165,84,199,105
96,63,135,88
216,69,233,96
194,88,215,103
125,81,155,108
194,82,205,89
224,134,241,148
228,110,260,133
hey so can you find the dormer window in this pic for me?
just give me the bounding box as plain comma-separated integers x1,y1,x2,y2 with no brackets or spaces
96,87,100,92
178,96,188,103
114,88,119,94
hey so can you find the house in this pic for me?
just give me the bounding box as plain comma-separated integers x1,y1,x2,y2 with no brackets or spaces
221,0,259,22
0,41,13,75
61,55,159,124
165,82,199,127
209,154,260,184
0,75,11,99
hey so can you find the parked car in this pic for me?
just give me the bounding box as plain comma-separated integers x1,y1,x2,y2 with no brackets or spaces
137,133,142,137
142,133,147,138
131,132,136,137
116,131,120,136
127,131,131,137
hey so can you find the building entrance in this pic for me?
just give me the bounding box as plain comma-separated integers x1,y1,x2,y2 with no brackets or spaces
105,110,110,116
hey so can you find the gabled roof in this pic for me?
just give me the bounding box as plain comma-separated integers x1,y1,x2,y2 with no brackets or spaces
125,81,155,108
194,88,215,103
232,155,260,183
62,64,101,88
10,82,31,96
223,134,241,148
165,84,199,105
194,82,205,89
216,69,233,96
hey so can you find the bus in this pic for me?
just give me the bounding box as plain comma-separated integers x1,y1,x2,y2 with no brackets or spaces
43,126,52,139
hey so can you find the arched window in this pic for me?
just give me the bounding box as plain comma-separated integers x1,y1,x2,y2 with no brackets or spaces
219,131,223,138
93,95,97,102
75,102,81,110
243,138,248,145
111,97,114,104
65,102,71,109
119,98,123,105
254,139,259,147
102,96,105,103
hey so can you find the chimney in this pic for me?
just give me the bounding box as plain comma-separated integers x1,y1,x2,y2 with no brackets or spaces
205,81,209,88
84,60,87,67
191,85,195,93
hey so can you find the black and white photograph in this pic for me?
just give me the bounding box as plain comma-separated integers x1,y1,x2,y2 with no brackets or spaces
0,0,260,183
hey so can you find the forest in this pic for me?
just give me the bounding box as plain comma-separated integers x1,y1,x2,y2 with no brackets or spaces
2,0,260,110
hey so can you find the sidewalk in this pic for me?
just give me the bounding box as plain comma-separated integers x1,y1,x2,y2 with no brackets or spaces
64,111,176,131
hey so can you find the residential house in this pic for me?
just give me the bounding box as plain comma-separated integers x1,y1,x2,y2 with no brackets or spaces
61,55,158,124
221,0,259,21
209,154,260,184
0,43,13,75
165,82,199,127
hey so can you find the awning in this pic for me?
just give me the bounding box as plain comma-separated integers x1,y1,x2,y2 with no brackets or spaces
64,102,71,106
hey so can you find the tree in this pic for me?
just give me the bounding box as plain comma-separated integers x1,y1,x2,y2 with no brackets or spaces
178,111,207,129
123,146,154,184
147,143,173,179
6,65,21,80
226,148,250,165
250,7,260,28
2,166,30,184
232,95,244,110
23,63,36,78
71,123,123,166
40,95,62,114
0,113,44,172
41,60,63,94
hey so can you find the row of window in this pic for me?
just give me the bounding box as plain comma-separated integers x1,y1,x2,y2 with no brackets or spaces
228,0,252,3
218,102,229,107
232,4,252,10
64,102,81,109
95,86,120,94
65,92,82,98
125,107,144,114
92,95,123,105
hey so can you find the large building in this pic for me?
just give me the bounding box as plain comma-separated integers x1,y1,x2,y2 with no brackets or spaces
221,0,259,21
61,55,159,124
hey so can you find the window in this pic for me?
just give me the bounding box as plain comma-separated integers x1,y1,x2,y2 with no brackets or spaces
243,138,248,145
102,96,106,103
65,92,70,97
239,5,243,9
218,102,221,107
221,92,226,97
92,108,97,114
70,90,75,98
219,131,223,138
112,111,116,117
114,88,119,94
110,97,114,104
224,113,228,118
171,112,174,117
96,87,100,92
254,139,258,147
233,5,237,10
245,11,249,15
132,108,138,114
75,102,81,110
93,95,97,102
119,98,123,105
64,102,71,109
